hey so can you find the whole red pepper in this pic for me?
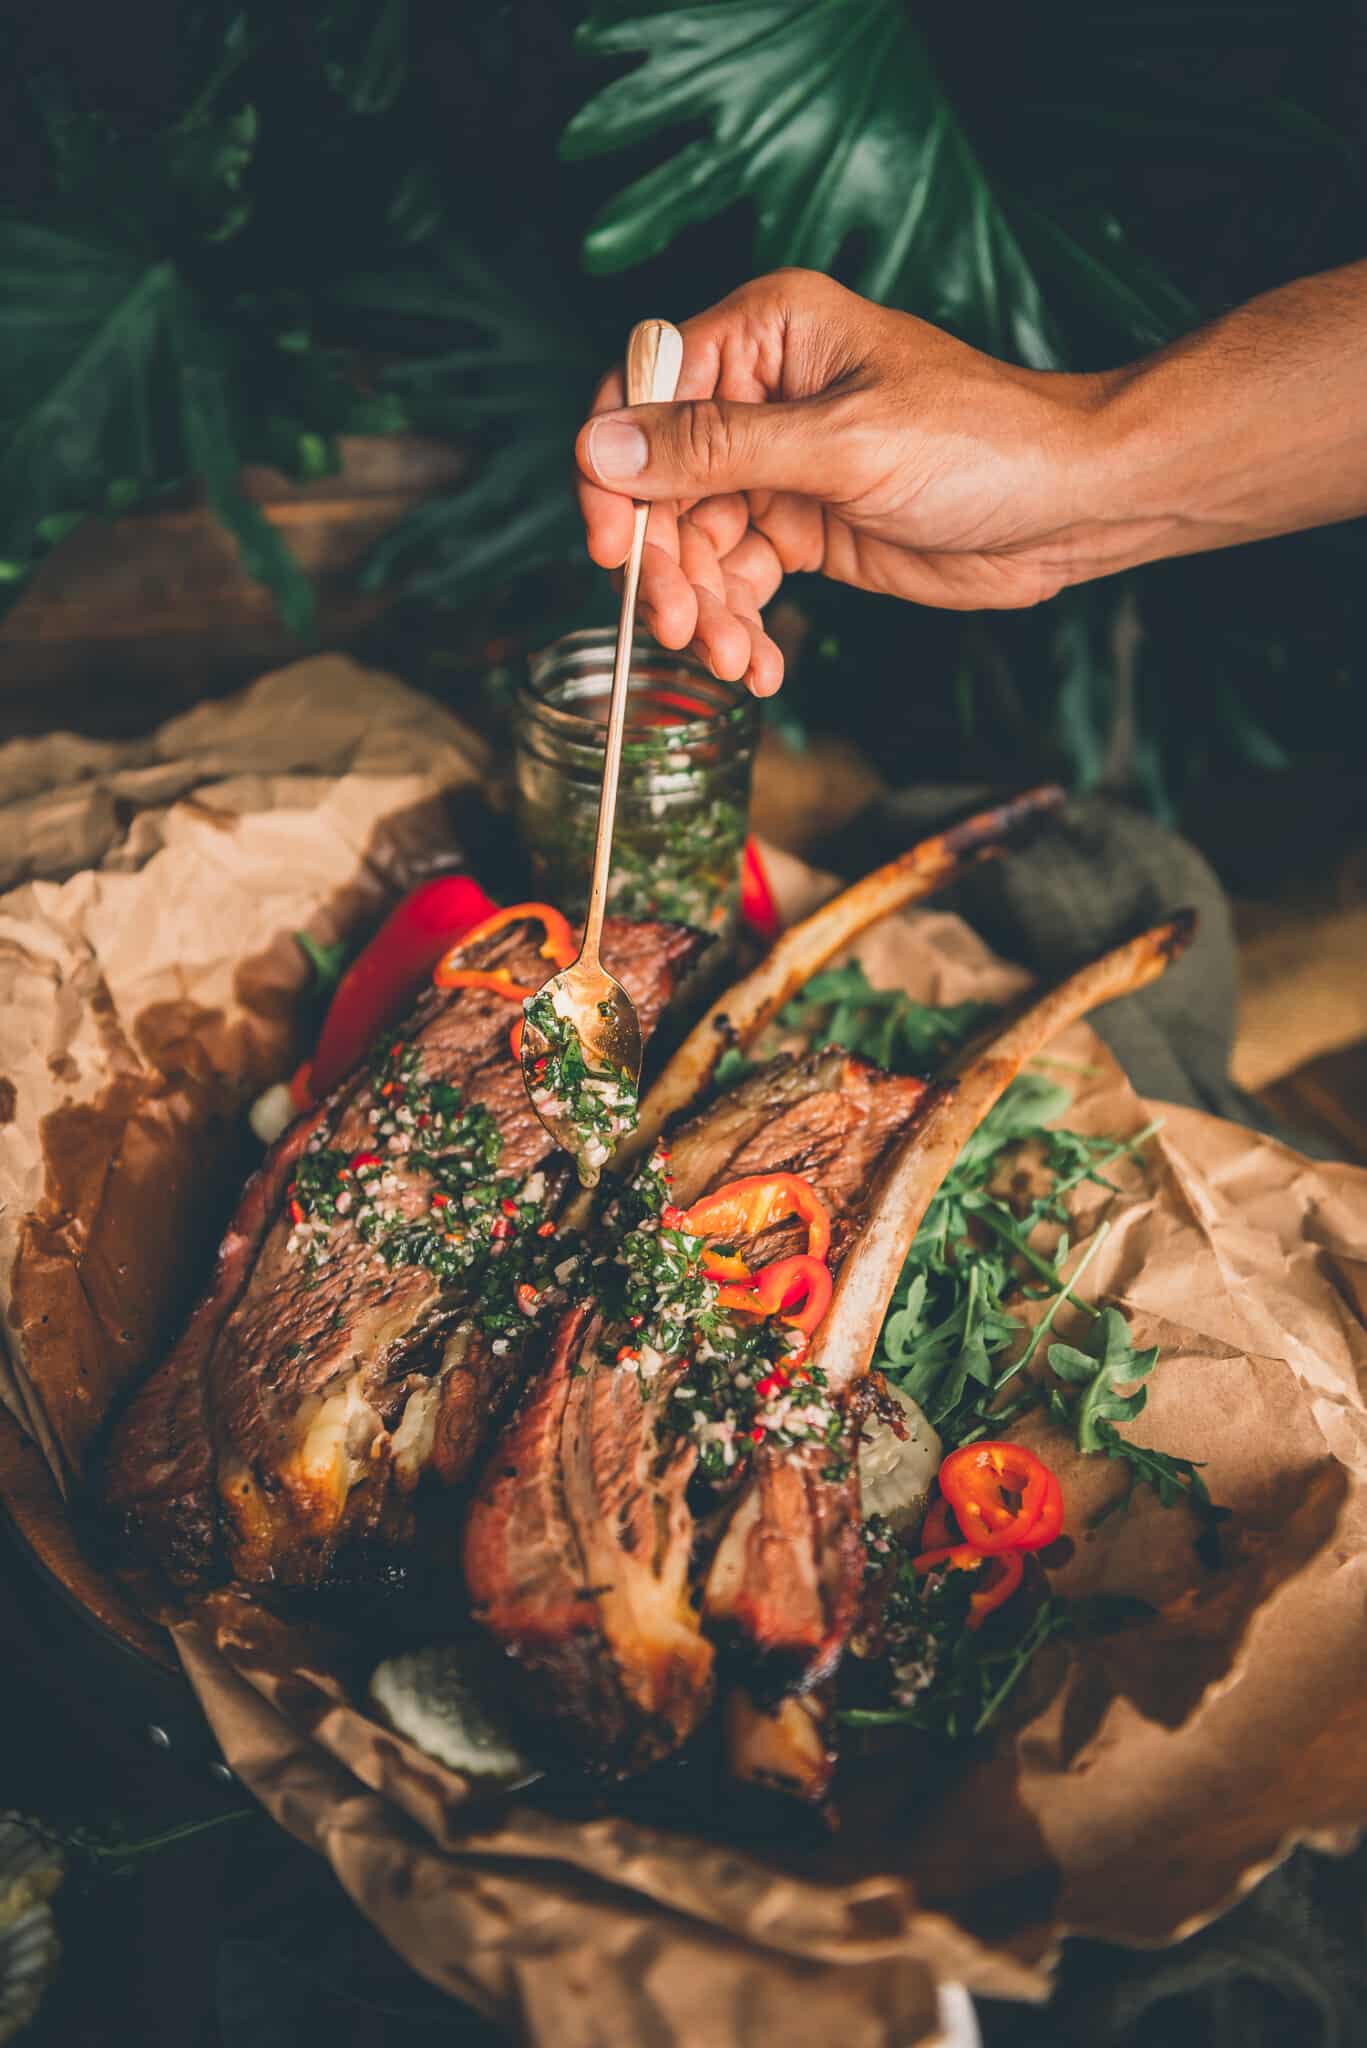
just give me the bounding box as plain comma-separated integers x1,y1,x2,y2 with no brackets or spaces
740,837,781,945
301,875,497,1102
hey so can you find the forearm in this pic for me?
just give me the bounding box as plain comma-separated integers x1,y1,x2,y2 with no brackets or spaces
1063,261,1367,584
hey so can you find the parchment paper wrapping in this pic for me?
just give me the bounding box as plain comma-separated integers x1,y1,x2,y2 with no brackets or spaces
0,656,491,1485
1,665,1364,2047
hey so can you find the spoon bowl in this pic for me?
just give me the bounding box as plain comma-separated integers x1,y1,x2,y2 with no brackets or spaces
520,960,643,1189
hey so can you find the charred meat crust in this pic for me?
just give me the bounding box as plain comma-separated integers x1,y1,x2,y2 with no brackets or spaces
99,1102,328,1586
97,916,708,1595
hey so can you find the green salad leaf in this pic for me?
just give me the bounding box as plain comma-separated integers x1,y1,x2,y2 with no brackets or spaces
779,961,989,1074
781,956,1224,1556
1048,1306,1158,1452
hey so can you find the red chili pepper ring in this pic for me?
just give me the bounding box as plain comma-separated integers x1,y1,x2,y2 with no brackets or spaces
939,1441,1055,1555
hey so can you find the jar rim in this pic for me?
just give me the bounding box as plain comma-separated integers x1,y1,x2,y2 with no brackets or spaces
521,627,756,744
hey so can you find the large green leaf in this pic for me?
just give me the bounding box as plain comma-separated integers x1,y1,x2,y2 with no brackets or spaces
330,238,602,607
0,222,313,631
563,0,1195,366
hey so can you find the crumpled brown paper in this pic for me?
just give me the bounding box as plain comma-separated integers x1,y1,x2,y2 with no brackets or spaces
0,655,490,1484
1,664,1364,2048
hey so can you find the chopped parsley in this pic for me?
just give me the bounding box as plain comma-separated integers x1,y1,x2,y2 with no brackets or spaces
520,722,748,934
590,1150,845,1482
285,1036,569,1333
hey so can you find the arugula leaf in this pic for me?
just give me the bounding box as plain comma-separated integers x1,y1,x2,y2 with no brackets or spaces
1043,1307,1224,1544
779,961,987,1074
564,1,1193,367
713,1045,757,1091
1047,1306,1158,1453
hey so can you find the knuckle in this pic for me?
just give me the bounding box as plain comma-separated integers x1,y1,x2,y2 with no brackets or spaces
680,399,736,482
765,266,827,300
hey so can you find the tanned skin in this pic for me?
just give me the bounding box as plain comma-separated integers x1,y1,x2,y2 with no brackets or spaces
573,263,1367,697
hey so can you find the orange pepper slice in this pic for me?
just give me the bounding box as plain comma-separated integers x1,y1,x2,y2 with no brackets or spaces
682,1173,832,1281
433,902,575,991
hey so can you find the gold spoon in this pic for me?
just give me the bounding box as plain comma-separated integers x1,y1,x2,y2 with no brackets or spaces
521,317,684,1185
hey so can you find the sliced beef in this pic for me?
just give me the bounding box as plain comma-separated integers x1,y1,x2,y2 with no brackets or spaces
464,1050,928,1773
100,916,706,1593
669,1049,926,1267
700,1405,869,1701
465,1306,712,1770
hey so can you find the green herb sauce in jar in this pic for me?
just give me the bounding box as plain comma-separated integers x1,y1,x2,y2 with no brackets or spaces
513,628,759,940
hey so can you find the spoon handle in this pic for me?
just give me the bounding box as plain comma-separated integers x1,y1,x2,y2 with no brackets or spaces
580,318,684,964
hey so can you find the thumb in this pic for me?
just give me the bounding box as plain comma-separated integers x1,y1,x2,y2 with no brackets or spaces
578,395,838,501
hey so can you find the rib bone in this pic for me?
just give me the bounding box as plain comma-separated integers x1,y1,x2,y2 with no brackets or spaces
705,912,1198,1737
562,786,1064,1232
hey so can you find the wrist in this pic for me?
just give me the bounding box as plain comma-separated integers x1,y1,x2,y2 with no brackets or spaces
1048,362,1193,589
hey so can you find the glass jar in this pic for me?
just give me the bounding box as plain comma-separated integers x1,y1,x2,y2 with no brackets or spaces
513,628,759,938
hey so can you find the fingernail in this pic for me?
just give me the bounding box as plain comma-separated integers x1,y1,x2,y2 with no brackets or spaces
588,417,648,480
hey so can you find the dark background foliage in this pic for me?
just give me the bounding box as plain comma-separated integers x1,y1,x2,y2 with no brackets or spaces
0,0,1363,880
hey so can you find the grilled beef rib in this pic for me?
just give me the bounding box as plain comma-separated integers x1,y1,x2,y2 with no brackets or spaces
100,916,707,1593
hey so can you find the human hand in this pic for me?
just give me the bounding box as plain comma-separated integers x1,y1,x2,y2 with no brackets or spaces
575,269,1115,696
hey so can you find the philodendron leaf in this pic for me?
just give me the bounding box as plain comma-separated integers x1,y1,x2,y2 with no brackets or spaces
0,222,313,629
332,238,600,606
566,0,1057,366
564,1,1192,367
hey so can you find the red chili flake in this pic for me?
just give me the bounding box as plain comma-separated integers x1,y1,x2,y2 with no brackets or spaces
629,1314,644,1329
500,1197,518,1217
661,1205,686,1230
534,1056,548,1075
416,1112,431,1128
536,1220,556,1238
516,1284,539,1312
755,1374,780,1399
349,1151,382,1174
430,1191,450,1209
389,1042,404,1058
491,1218,513,1241
443,1231,465,1246
749,1424,766,1443
287,1180,298,1196
289,1198,305,1226
616,1346,640,1365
